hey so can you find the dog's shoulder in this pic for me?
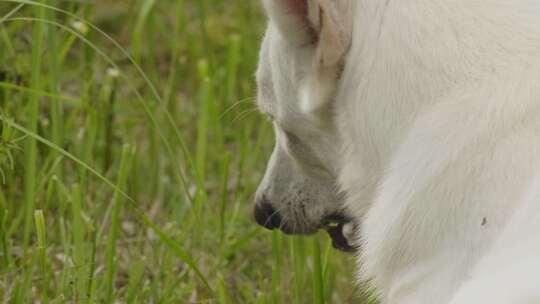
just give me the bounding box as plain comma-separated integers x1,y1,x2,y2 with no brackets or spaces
357,66,540,301
449,169,540,303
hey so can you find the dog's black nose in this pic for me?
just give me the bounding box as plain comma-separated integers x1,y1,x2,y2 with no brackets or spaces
254,201,282,230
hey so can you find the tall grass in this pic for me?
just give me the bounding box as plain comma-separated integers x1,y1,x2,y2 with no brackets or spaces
0,1,365,303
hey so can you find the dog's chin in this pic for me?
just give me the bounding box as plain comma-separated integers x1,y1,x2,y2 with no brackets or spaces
277,223,319,235
279,214,358,253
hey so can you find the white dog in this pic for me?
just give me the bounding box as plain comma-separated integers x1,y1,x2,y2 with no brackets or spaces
253,0,540,303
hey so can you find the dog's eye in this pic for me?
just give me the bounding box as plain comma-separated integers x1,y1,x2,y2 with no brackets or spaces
283,130,301,146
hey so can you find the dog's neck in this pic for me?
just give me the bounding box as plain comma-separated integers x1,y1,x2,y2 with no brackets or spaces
335,0,540,219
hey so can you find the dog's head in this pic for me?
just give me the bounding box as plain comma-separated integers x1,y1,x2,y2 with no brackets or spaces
254,0,354,249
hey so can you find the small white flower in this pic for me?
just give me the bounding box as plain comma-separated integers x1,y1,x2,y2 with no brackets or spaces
107,68,120,78
71,20,89,35
122,221,136,235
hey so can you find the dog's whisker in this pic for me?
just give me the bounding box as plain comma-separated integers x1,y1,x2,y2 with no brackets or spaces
232,108,258,123
220,97,257,120
261,205,285,229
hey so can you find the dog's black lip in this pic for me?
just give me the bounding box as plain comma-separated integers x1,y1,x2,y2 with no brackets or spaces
325,223,357,253
321,214,357,253
269,213,358,253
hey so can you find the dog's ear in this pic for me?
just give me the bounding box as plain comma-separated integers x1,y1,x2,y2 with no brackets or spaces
309,0,351,70
263,0,352,69
262,0,312,45
263,0,352,113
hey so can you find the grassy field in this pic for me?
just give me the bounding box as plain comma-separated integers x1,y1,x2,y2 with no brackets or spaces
0,1,368,303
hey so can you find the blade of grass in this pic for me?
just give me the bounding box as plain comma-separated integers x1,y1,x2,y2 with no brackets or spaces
226,34,241,106
104,145,132,303
219,152,231,242
86,228,98,304
0,191,10,268
217,274,229,304
290,236,306,304
22,0,45,256
163,0,185,107
71,184,87,303
46,0,63,179
58,216,70,299
322,240,336,302
194,60,212,215
125,259,146,303
132,0,156,62
0,82,84,107
13,254,35,304
0,2,24,23
34,210,48,304
270,231,283,304
312,237,325,304
194,0,214,69
0,23,15,57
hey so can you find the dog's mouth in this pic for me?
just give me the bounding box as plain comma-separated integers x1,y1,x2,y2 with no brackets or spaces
254,203,358,252
322,214,357,253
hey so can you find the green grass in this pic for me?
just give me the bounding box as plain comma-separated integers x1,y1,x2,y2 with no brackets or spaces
0,1,369,302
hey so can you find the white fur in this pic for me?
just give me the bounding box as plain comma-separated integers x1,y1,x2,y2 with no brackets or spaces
257,0,540,303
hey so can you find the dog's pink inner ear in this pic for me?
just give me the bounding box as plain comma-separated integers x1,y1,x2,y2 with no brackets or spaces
286,0,308,16
264,0,314,45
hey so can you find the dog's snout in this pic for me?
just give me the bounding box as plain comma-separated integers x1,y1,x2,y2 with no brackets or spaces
254,199,282,230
